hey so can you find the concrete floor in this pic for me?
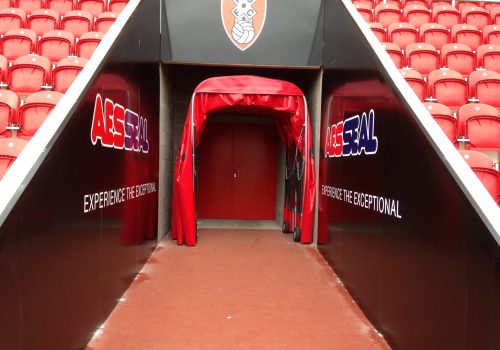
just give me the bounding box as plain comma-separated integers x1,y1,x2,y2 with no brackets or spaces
86,228,391,350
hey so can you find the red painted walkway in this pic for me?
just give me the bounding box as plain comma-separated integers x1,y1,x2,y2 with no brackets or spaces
86,229,391,350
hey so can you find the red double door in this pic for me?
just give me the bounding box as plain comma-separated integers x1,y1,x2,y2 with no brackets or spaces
198,121,278,220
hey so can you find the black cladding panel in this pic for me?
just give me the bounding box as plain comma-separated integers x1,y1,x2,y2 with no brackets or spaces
163,0,323,66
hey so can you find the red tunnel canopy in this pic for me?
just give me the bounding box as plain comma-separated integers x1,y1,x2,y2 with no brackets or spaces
172,75,315,246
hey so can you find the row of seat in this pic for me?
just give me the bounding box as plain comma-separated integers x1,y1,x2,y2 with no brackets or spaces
385,42,500,75
0,8,117,37
0,0,128,15
372,21,500,49
355,0,500,11
358,3,500,29
399,67,500,107
460,150,500,205
0,89,62,139
0,29,103,64
423,101,500,150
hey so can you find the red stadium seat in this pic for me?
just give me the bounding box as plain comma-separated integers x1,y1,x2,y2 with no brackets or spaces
26,9,60,36
46,0,74,13
108,0,128,13
38,29,75,63
428,68,468,107
61,10,93,37
388,22,418,49
404,0,429,7
456,1,479,11
468,69,500,107
0,8,26,34
382,42,404,68
400,68,427,101
440,43,476,76
52,56,87,92
8,54,51,94
0,90,19,137
477,44,500,70
77,0,105,17
1,28,37,62
461,5,490,30
355,3,373,22
95,11,117,33
484,2,500,12
0,54,7,82
375,3,402,28
369,22,386,41
384,0,402,8
404,4,432,27
420,22,450,50
406,42,440,75
490,7,500,26
17,90,63,139
0,0,10,9
424,102,457,143
432,4,460,29
483,25,500,45
353,0,374,8
459,150,500,204
75,30,103,58
458,103,500,150
429,0,453,8
452,23,482,50
0,137,28,179
14,0,43,14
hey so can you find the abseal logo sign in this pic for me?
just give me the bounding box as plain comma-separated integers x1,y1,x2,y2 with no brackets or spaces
325,109,378,158
221,0,266,51
90,94,149,154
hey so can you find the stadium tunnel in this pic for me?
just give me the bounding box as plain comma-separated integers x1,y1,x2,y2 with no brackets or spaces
0,0,498,349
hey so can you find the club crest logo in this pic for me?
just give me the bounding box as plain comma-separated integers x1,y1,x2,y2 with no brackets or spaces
221,0,267,51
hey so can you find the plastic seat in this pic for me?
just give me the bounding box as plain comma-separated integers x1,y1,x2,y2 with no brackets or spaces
108,0,128,12
0,0,10,9
0,8,26,34
0,90,19,137
404,0,429,7
406,42,440,75
420,22,450,50
355,3,373,22
52,56,87,92
26,9,60,36
440,43,475,76
14,0,43,14
404,4,432,27
46,0,74,13
17,90,63,139
369,22,386,41
484,2,500,12
424,102,457,143
452,23,482,50
461,5,490,30
432,4,460,29
383,0,402,8
460,150,500,204
456,1,479,11
490,7,500,26
353,0,374,8
388,22,418,49
429,0,452,8
468,69,500,107
483,25,500,45
477,44,500,70
8,54,51,94
1,28,37,61
428,68,468,107
38,29,75,63
458,103,500,150
375,3,402,28
400,68,427,101
0,137,28,179
75,30,103,58
95,11,117,33
382,42,404,68
0,54,7,82
77,0,105,17
61,10,93,37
